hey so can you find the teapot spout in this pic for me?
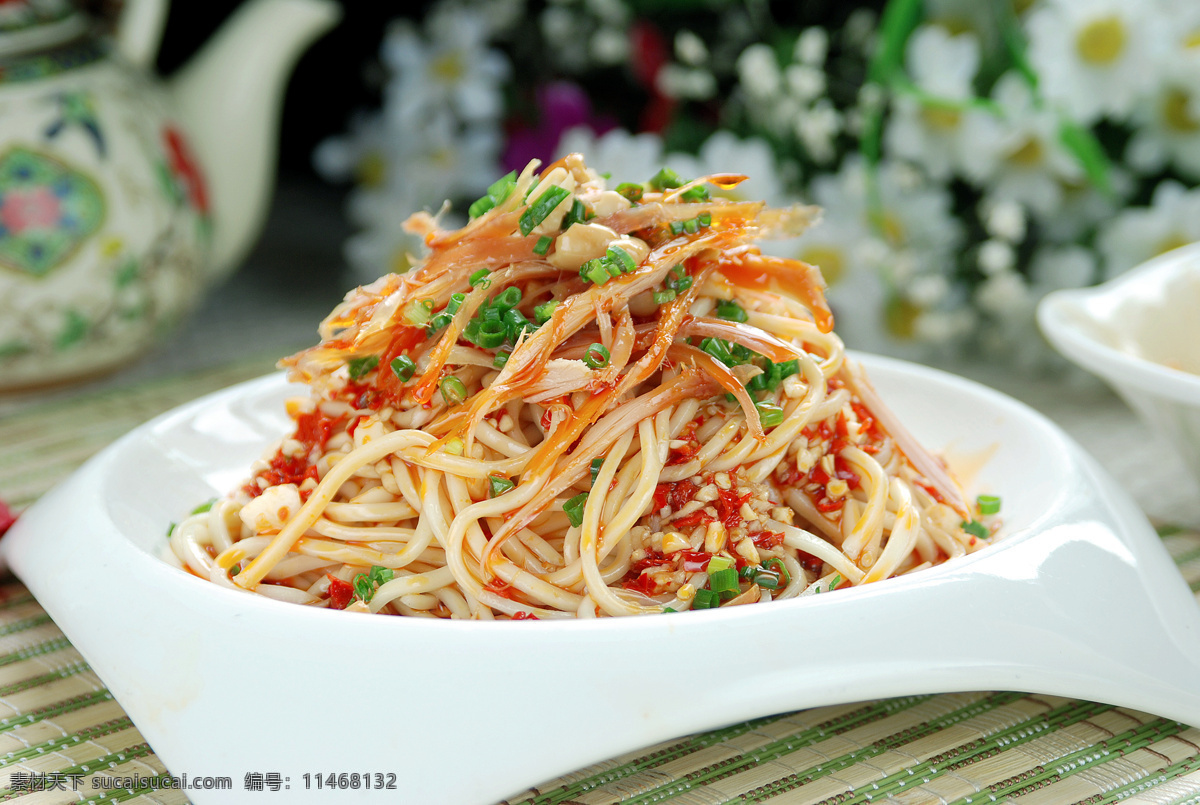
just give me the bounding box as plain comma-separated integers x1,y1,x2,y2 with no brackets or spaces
170,0,340,284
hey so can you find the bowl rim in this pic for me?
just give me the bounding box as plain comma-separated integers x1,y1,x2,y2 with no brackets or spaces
1037,241,1200,406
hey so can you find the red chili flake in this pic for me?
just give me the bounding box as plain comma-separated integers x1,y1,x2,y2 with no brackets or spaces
0,499,16,537
624,573,662,597
816,497,844,513
326,574,355,610
669,480,696,511
834,458,861,490
671,510,711,529
511,611,539,621
681,551,711,572
346,414,368,437
628,551,668,575
484,577,517,600
752,531,786,549
716,484,751,529
653,484,670,511
796,551,823,574
914,479,947,504
667,420,700,465
295,409,338,451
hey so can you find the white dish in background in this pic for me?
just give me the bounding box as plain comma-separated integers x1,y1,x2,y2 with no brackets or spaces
4,354,1200,805
1038,242,1200,489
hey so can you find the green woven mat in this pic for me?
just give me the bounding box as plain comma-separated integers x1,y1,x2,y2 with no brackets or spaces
1,362,1199,805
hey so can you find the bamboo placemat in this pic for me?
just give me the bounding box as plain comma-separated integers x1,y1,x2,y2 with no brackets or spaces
0,364,1199,804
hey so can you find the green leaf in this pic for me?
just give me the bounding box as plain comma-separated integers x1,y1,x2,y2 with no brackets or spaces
869,0,924,84
1058,119,1114,197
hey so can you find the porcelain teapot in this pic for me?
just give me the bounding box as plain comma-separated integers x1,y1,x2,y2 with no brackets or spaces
0,0,339,390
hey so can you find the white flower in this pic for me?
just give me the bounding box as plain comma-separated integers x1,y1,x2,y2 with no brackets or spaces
980,198,1027,242
975,270,1031,316
978,239,1016,275
1025,0,1168,124
737,44,782,100
1126,81,1200,179
1096,180,1200,279
1028,243,1097,294
796,99,841,164
381,10,511,125
657,64,717,100
675,30,708,65
799,157,963,355
665,132,786,206
884,25,994,182
973,72,1084,215
784,64,826,104
555,127,665,186
795,27,829,66
590,27,629,64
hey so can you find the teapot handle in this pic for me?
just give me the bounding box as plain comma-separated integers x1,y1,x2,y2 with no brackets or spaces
115,0,170,69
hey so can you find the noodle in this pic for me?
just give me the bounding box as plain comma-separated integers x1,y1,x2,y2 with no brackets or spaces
169,153,998,618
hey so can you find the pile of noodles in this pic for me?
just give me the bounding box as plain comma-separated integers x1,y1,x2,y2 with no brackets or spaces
166,153,997,619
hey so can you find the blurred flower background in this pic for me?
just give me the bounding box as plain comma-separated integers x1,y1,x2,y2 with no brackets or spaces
313,0,1200,369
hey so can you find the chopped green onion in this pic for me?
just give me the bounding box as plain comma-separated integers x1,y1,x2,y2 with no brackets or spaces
475,319,508,348
607,245,636,273
669,220,685,236
680,185,710,202
403,299,434,326
583,343,611,369
616,182,643,202
190,498,217,515
683,217,699,234
753,570,781,590
716,299,749,323
698,211,712,227
662,606,677,613
229,563,241,576
534,300,559,324
391,355,416,382
755,401,785,428
346,354,379,380
708,567,740,598
447,292,465,314
493,286,522,311
166,521,176,537
738,565,758,580
827,573,842,590
977,494,1002,515
707,555,734,573
533,235,553,255
353,565,394,603
493,350,510,369
653,289,677,304
564,493,589,527
777,359,799,380
519,186,571,236
562,198,588,228
762,557,790,586
425,312,452,336
604,258,624,279
962,519,989,539
468,171,517,219
489,475,515,497
439,376,467,406
590,457,604,483
581,259,611,286
470,268,491,288
648,167,684,190
701,337,735,365
691,588,720,609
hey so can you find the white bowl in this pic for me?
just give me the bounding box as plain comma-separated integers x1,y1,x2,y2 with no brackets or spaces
4,355,1200,804
1038,242,1200,490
